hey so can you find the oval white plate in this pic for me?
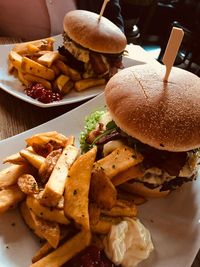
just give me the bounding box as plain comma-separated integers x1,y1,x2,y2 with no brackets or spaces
0,93,200,267
0,35,145,108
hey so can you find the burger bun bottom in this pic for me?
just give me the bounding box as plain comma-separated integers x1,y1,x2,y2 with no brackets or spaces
120,182,170,198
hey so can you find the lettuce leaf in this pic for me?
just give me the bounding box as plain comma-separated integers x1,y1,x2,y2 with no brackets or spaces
79,109,106,153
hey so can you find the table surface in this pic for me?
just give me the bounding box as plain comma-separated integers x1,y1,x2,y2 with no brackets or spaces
0,39,199,267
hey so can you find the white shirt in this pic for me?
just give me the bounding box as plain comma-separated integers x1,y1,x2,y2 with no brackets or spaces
45,0,76,36
0,0,76,41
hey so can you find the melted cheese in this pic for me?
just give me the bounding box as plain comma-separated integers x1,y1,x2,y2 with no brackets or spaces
140,151,200,186
140,167,175,185
64,40,89,63
179,151,199,177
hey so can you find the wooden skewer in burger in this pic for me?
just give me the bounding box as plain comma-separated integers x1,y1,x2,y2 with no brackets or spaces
162,27,184,82
98,0,110,21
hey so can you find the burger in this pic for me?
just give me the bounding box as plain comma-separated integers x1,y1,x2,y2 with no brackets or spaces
80,63,200,198
58,10,127,79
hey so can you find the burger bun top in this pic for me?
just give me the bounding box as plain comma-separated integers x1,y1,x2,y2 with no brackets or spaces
105,64,200,152
63,10,127,54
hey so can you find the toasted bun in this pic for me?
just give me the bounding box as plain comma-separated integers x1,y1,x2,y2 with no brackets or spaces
105,64,200,152
120,182,170,198
63,10,127,54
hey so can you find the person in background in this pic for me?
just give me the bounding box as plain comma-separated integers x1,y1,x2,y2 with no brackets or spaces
0,0,124,41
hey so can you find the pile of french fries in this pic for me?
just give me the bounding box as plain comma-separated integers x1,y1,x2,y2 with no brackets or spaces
8,38,106,97
0,131,146,266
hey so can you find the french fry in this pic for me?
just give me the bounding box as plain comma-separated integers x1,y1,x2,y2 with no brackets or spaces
32,142,54,158
37,51,59,67
91,219,112,234
30,230,91,267
55,74,73,94
0,130,149,266
32,227,73,263
20,201,45,239
74,78,106,91
117,189,147,205
90,169,117,209
8,50,22,70
55,73,70,86
51,64,61,76
3,152,27,165
101,199,137,217
32,242,53,263
21,57,55,80
93,145,143,179
56,60,81,81
39,149,62,184
27,43,40,53
26,52,51,62
0,185,25,213
30,50,54,57
8,61,15,74
17,174,39,195
89,203,101,226
91,216,121,234
41,145,78,206
17,70,30,86
30,211,60,248
112,164,144,186
31,143,55,158
41,38,54,51
0,164,32,188
12,38,54,55
64,147,97,230
29,131,58,138
20,149,45,169
22,198,60,245
26,196,70,225
56,196,64,209
26,131,68,148
23,73,52,90
36,191,66,210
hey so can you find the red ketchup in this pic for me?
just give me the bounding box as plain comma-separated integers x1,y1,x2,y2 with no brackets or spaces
25,83,62,103
63,245,117,267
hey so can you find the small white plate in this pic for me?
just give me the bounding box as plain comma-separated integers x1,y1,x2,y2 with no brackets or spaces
0,93,200,267
0,35,145,108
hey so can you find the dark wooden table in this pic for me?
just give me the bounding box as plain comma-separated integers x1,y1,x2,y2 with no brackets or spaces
0,39,199,267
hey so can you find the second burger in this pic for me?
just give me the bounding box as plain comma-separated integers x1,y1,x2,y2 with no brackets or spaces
59,10,127,80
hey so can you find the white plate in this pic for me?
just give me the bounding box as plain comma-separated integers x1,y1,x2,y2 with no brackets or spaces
0,93,200,267
0,35,145,108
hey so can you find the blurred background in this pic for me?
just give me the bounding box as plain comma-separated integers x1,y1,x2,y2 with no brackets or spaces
120,0,200,76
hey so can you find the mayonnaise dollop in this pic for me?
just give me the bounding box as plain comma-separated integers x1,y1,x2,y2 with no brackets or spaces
103,218,154,267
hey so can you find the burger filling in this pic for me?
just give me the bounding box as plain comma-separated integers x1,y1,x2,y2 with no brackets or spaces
58,33,124,79
80,110,200,192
